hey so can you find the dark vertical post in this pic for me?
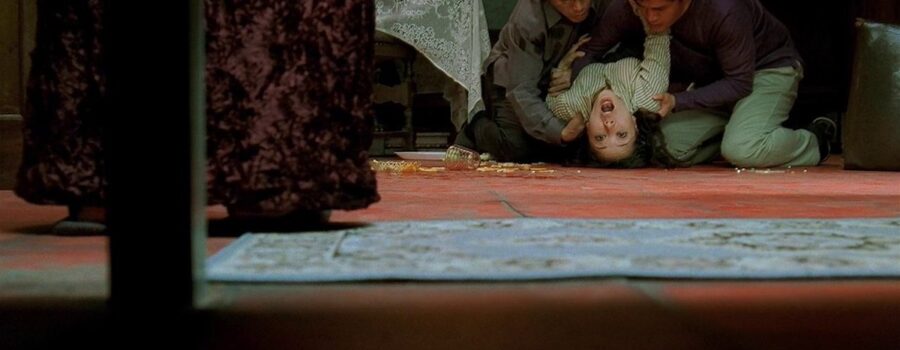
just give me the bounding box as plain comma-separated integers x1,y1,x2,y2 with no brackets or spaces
188,0,208,303
104,0,206,345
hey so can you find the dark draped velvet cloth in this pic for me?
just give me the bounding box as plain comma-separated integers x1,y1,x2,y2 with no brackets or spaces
204,0,379,213
16,0,380,213
15,0,108,207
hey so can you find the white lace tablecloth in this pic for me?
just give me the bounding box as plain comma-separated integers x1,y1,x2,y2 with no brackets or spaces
375,0,491,130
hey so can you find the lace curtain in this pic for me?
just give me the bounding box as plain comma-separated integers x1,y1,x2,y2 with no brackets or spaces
375,0,491,130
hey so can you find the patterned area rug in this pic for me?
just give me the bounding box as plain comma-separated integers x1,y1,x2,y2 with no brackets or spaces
206,218,900,282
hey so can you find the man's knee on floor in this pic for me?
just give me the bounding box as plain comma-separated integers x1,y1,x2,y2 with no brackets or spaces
469,132,531,162
493,145,533,163
721,137,768,167
663,144,699,164
469,126,533,162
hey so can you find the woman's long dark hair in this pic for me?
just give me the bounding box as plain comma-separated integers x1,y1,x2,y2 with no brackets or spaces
563,110,685,168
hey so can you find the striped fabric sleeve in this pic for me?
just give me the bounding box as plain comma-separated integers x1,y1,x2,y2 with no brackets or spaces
630,33,671,112
546,63,608,122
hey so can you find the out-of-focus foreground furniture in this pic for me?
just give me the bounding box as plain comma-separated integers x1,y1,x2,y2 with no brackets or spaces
843,19,900,171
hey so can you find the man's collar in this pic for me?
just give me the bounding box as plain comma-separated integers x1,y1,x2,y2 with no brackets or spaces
543,1,563,27
544,1,599,27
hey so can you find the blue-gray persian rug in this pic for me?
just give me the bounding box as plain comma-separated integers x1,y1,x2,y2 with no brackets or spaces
206,218,900,282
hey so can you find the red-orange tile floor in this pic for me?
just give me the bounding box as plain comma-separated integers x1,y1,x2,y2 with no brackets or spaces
2,157,900,349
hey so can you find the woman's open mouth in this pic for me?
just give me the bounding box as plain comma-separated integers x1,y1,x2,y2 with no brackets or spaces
600,99,615,113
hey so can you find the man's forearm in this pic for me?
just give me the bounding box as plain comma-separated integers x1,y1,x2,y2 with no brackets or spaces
571,31,617,79
673,75,753,111
507,87,566,145
571,39,610,79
